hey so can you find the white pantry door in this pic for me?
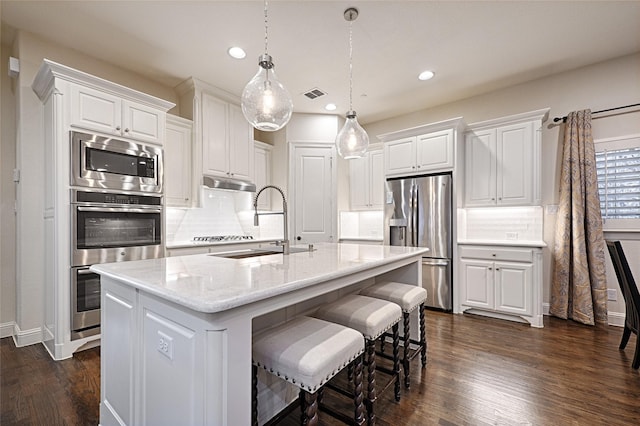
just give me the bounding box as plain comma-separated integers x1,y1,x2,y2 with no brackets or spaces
290,144,336,244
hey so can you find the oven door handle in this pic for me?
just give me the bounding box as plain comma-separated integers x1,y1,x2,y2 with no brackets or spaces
76,206,162,213
76,268,95,276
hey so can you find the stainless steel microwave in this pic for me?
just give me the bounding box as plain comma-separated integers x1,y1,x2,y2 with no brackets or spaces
71,131,163,193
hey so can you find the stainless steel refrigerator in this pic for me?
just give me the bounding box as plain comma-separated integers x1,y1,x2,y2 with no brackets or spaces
384,174,452,310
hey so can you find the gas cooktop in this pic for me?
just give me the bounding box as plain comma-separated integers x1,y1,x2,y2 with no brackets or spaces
193,235,255,243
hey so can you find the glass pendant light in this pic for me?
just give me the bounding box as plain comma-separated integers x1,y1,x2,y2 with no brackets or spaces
241,0,293,132
336,7,369,159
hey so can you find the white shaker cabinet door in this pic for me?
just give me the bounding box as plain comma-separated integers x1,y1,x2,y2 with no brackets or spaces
460,259,494,310
121,100,164,144
369,149,385,209
496,121,534,205
165,115,193,207
494,261,533,316
349,154,369,210
416,129,454,172
464,129,496,206
71,85,122,136
228,103,253,181
384,137,416,176
201,92,229,178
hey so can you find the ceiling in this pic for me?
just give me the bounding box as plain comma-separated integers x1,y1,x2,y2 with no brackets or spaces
2,1,640,124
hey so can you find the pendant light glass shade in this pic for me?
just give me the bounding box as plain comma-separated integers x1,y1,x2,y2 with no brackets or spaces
241,54,293,131
336,111,369,159
336,7,369,159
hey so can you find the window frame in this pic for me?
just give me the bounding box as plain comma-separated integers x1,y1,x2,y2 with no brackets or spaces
594,134,640,232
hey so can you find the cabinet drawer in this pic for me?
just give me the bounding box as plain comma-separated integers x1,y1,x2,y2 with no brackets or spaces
459,246,533,262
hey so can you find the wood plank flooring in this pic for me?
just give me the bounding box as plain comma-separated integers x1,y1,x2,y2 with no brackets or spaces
2,311,639,425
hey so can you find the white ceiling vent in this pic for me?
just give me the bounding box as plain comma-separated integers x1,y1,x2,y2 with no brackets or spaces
303,88,327,100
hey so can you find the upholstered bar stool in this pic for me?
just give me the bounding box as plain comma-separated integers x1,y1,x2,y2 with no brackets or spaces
312,294,403,425
360,281,427,389
252,316,365,426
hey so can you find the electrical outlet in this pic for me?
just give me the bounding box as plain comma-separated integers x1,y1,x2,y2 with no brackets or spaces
607,288,618,301
157,331,174,360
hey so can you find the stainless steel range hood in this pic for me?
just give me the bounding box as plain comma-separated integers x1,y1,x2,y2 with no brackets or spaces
202,175,256,193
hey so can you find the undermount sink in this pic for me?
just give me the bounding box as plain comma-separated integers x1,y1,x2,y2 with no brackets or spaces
210,246,313,259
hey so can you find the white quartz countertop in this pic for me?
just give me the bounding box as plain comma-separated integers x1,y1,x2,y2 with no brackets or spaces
91,243,429,314
458,239,547,248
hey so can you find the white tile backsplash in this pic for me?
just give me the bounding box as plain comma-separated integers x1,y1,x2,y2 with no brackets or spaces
461,206,543,241
166,187,279,243
339,211,383,240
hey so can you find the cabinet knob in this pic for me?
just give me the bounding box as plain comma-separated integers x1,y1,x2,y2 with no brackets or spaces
491,198,495,201
488,267,493,271
124,128,130,133
495,268,500,271
417,165,421,169
297,236,302,241
116,126,121,131
492,253,496,257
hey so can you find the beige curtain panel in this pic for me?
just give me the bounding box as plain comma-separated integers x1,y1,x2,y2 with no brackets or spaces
551,109,608,325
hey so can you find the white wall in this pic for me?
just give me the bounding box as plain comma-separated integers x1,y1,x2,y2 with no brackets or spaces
1,40,17,337
363,52,640,323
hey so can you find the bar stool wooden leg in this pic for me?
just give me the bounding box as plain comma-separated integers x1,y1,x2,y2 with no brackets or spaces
353,355,366,425
420,304,427,367
402,312,411,388
304,391,319,425
299,389,306,425
252,365,258,426
365,339,377,426
392,323,401,401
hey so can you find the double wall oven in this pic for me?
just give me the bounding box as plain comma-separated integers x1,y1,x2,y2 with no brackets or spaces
70,131,164,340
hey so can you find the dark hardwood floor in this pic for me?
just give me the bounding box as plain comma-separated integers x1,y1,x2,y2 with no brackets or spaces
2,311,639,425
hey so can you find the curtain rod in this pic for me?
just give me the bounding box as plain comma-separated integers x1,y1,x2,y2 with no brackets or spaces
552,103,640,123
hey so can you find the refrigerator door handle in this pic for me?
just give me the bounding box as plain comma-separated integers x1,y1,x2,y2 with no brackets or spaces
412,183,418,247
422,258,450,266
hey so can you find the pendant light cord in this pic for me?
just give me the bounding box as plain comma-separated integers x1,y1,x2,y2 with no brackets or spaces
348,19,353,112
264,0,269,55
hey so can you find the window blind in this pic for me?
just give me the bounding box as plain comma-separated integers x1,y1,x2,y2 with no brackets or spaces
595,147,640,219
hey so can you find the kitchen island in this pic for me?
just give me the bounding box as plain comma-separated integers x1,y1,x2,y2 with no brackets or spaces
91,242,428,426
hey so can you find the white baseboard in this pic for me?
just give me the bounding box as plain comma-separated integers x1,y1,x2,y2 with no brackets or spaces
543,302,624,327
607,311,625,327
13,323,43,347
0,321,16,339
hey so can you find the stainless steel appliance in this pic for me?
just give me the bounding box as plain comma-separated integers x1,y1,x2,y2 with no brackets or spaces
70,189,163,339
71,130,162,193
384,174,452,310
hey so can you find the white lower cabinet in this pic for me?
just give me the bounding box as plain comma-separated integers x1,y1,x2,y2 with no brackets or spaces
101,278,223,426
457,244,543,327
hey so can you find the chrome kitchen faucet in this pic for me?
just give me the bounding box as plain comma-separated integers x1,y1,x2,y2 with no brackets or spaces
253,185,289,255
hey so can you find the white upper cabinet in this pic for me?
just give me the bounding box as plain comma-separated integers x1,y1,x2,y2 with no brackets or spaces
176,78,255,206
165,115,193,207
464,109,549,207
379,118,464,178
71,85,165,144
350,146,384,210
384,130,454,176
254,141,273,210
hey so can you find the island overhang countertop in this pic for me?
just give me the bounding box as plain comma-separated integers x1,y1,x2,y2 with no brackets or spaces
90,242,430,314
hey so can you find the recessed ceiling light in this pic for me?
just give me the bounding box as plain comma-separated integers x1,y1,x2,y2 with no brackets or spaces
227,47,246,59
418,70,435,81
325,103,337,111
